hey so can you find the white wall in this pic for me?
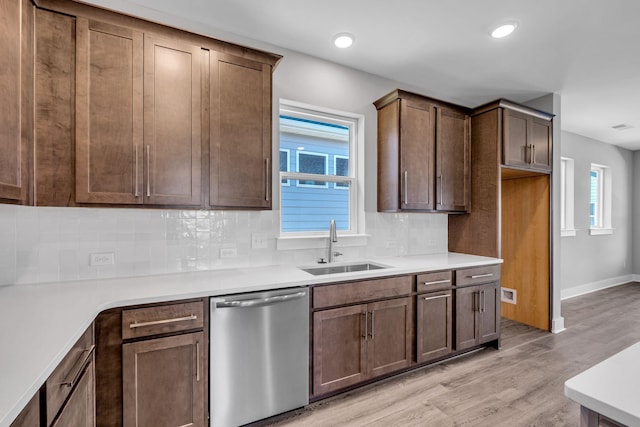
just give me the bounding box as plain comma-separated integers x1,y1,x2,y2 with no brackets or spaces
0,48,450,287
560,131,634,299
634,151,640,276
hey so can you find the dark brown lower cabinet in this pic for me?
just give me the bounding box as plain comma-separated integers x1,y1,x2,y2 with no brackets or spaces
10,393,39,427
312,297,411,396
456,282,500,351
416,290,453,363
51,360,95,427
122,331,205,427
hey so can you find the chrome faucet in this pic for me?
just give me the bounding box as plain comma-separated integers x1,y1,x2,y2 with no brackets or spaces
328,219,342,263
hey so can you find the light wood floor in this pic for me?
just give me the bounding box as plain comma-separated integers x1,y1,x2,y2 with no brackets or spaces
268,282,640,427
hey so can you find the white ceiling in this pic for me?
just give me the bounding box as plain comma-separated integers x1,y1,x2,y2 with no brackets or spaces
84,0,640,151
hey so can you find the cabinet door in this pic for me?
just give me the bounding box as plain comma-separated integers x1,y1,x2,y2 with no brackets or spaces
123,332,205,427
210,52,272,208
312,305,367,396
455,285,480,351
399,99,435,210
51,360,95,427
75,19,143,204
0,0,32,202
478,282,501,344
367,297,412,378
530,117,552,171
436,107,470,212
416,291,452,363
10,392,39,427
502,109,530,168
144,35,202,206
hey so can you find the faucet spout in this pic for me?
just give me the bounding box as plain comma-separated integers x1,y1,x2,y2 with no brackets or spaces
328,219,341,263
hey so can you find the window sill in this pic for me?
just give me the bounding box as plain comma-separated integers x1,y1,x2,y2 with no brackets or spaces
277,234,370,250
589,228,614,236
561,229,577,237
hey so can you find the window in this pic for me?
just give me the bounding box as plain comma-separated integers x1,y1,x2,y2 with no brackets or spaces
334,155,349,189
279,100,362,236
560,157,576,237
279,149,290,186
589,163,613,235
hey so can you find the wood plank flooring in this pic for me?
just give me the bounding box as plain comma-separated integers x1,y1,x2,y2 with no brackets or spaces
267,282,640,427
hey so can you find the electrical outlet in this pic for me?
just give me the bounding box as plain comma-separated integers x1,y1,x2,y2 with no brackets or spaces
220,247,237,258
90,252,115,266
251,233,268,249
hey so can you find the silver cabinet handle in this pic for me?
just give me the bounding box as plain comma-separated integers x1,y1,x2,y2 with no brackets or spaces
196,341,200,381
60,344,95,388
438,175,443,205
531,144,536,164
129,314,198,329
369,311,375,338
470,273,494,279
423,294,451,302
480,290,486,313
265,158,270,202
403,171,408,205
146,145,151,197
422,279,451,286
362,311,368,339
134,145,139,197
215,291,306,308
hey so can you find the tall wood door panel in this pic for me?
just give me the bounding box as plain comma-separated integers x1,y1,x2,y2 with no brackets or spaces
312,305,367,396
416,291,452,363
144,35,202,206
210,52,272,208
51,360,96,427
367,297,412,377
399,99,435,210
0,0,32,203
75,18,143,204
122,331,205,427
436,107,470,212
478,282,500,343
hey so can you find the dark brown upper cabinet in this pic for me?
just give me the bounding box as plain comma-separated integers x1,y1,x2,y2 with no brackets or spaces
499,101,553,172
374,89,470,213
0,0,33,204
75,19,144,205
28,0,281,209
209,52,273,209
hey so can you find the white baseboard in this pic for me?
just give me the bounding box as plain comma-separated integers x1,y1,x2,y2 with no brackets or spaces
561,275,636,300
551,316,566,334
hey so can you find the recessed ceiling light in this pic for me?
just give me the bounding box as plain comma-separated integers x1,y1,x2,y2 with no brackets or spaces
491,23,518,39
333,33,354,49
612,124,633,131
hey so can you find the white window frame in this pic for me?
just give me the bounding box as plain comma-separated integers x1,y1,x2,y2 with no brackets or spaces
279,149,290,186
333,155,349,190
589,163,613,235
277,99,365,245
295,151,329,188
560,157,576,237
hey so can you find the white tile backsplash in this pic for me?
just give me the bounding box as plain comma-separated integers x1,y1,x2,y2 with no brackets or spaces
0,205,448,286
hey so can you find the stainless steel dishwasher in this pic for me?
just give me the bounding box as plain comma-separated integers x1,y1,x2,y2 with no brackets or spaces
210,287,309,427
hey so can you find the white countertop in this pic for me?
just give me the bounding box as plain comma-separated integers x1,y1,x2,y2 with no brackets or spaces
0,252,500,426
565,342,640,426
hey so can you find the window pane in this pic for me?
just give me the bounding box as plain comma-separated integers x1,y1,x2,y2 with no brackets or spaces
298,153,326,174
590,169,599,227
335,157,348,188
281,180,350,232
279,150,288,172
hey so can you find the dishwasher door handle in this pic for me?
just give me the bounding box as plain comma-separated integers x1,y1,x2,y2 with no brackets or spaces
215,291,307,308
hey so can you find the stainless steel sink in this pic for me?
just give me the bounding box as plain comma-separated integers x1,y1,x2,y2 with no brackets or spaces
300,262,387,276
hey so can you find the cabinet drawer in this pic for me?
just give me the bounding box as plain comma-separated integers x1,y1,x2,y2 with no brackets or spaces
313,276,412,309
456,265,501,287
122,301,204,340
46,324,94,426
416,271,452,293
